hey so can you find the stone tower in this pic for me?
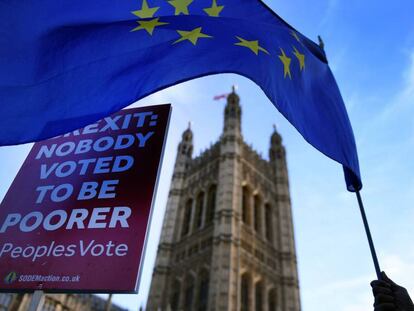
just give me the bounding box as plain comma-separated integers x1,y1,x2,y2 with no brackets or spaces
147,88,301,311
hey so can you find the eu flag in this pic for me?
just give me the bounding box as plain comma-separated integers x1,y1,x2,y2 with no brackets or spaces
0,0,361,190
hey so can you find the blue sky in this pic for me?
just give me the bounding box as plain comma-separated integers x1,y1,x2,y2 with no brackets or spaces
1,0,414,310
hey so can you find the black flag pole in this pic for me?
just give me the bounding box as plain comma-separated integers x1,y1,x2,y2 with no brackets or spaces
317,36,382,280
355,190,382,280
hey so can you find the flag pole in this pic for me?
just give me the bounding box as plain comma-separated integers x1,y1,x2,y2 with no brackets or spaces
317,36,382,280
355,190,382,280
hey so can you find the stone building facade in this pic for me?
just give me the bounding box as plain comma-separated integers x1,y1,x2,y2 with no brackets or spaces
0,293,126,311
147,89,301,311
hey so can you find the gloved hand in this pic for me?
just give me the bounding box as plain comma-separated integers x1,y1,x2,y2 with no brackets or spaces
370,271,414,311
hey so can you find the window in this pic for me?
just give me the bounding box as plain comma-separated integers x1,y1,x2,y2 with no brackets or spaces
242,187,251,225
170,280,181,311
254,195,262,233
206,185,217,224
241,274,250,311
182,199,193,237
255,281,263,311
198,270,209,311
265,204,273,242
194,192,205,230
184,276,195,311
268,288,277,311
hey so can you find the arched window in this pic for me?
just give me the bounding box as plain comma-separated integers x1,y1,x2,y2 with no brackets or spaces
181,199,193,237
241,274,250,311
242,187,251,225
255,281,263,311
254,195,262,233
206,185,217,224
197,270,209,311
265,204,273,242
184,275,195,311
268,288,277,311
170,280,181,311
181,145,187,155
194,192,205,230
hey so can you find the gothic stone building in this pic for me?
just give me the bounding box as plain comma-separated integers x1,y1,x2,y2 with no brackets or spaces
147,90,301,311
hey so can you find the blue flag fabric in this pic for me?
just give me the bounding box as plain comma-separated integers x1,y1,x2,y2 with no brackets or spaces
0,0,361,191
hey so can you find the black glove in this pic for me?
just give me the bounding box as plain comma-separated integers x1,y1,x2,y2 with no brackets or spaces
370,271,414,311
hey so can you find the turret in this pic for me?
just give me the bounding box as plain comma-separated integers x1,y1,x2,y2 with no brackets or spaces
177,122,193,159
146,123,194,309
269,127,300,311
269,124,285,164
173,122,193,176
223,86,242,135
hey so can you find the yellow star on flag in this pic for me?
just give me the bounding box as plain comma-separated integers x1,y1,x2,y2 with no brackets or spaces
291,30,301,43
235,36,269,55
204,0,224,17
293,46,305,71
278,48,292,79
132,0,159,19
168,0,193,15
131,18,168,35
173,27,212,45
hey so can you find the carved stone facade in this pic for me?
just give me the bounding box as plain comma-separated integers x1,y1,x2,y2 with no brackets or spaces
147,89,301,311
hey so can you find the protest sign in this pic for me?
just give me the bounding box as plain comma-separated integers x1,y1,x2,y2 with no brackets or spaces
0,104,171,293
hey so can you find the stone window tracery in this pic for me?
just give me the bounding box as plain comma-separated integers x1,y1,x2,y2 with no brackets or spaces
255,281,263,311
194,192,205,230
184,275,195,311
197,270,209,311
181,199,193,237
254,195,262,234
242,186,251,225
265,204,273,242
170,280,181,311
241,273,250,311
268,288,277,311
206,185,217,224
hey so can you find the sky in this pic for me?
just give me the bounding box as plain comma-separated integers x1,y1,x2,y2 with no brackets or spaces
1,0,414,310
